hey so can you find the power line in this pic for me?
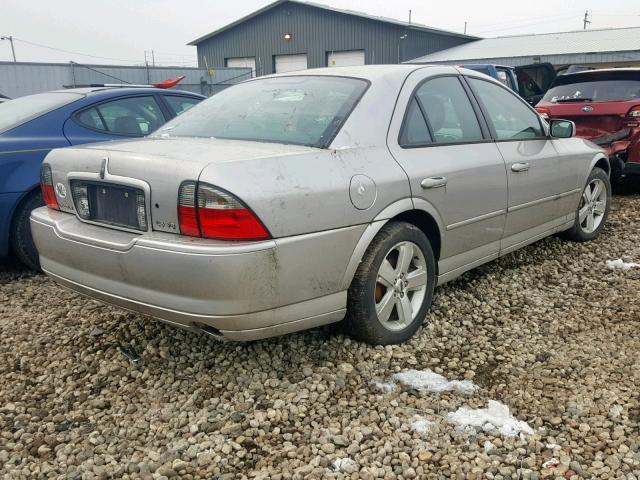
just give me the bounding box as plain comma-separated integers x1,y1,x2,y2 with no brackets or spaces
473,15,581,34
11,37,140,63
470,13,579,30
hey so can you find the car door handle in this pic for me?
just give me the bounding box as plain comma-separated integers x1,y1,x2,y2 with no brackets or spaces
511,162,531,173
421,177,448,189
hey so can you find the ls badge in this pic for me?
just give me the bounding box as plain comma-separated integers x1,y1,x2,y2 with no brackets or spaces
55,183,67,198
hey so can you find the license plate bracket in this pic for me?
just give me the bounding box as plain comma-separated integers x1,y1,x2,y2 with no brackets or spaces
74,182,146,231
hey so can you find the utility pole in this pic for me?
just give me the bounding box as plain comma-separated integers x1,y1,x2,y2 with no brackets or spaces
151,50,155,67
583,11,591,30
1,35,16,62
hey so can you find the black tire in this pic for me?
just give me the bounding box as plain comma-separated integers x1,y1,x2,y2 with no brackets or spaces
10,191,44,271
344,221,436,345
561,167,611,242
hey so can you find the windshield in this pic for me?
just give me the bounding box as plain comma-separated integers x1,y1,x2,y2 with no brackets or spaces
153,76,369,147
543,71,640,103
0,92,84,133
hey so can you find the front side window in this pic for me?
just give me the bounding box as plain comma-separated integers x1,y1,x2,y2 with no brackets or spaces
76,96,165,136
153,76,369,148
400,76,483,146
164,95,201,116
468,78,544,140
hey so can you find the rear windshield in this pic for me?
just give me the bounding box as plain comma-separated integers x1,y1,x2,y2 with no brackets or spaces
153,76,369,148
0,92,84,133
543,71,640,103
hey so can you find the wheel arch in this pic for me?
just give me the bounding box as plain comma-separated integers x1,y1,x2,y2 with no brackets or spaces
341,198,444,289
9,184,41,236
592,154,611,176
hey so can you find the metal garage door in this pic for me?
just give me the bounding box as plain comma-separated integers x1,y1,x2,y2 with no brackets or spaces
328,50,365,68
226,57,256,77
274,54,308,73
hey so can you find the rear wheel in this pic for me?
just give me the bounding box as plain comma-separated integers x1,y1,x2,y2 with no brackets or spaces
10,191,43,271
344,222,436,345
561,167,610,242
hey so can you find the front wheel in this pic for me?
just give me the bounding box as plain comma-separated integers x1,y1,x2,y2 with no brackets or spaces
561,167,611,242
344,222,436,345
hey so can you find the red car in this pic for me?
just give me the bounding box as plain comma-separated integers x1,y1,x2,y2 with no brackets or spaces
536,69,640,181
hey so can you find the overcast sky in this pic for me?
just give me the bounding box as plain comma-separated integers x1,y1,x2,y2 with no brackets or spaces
2,0,640,66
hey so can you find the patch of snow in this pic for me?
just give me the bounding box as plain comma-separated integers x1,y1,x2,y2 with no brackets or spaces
606,259,640,270
447,400,534,437
332,457,357,473
483,441,495,453
392,369,479,394
371,379,397,393
410,415,433,434
542,458,559,469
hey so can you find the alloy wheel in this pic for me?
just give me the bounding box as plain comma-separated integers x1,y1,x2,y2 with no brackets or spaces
578,178,607,234
374,241,428,331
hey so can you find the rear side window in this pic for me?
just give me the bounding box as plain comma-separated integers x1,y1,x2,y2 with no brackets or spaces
468,78,544,140
0,92,83,134
76,96,166,136
76,108,106,131
400,76,483,146
164,96,201,116
496,69,514,90
400,98,431,146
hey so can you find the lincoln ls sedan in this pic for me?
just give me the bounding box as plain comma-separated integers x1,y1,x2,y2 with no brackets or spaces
30,65,611,345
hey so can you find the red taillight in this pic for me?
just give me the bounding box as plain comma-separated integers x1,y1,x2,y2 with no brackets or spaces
177,182,270,241
40,164,59,210
536,107,550,120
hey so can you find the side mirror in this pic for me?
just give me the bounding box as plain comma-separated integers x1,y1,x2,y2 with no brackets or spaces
549,119,576,139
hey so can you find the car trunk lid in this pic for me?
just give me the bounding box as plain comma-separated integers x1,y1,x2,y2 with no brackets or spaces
539,101,638,140
44,137,318,234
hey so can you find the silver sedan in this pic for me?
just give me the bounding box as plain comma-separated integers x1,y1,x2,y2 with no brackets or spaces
31,65,611,344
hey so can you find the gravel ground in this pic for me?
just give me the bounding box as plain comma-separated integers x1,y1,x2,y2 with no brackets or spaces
1,186,639,480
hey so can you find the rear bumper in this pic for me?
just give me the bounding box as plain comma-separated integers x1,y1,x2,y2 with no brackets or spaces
30,208,360,340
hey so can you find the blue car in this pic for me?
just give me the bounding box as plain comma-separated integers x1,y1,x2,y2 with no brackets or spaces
0,87,204,269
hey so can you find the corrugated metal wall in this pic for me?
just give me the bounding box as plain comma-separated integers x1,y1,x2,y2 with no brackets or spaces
0,62,252,98
195,2,472,75
423,51,640,67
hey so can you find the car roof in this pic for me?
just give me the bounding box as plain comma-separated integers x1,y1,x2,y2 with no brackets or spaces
49,87,204,98
462,63,513,69
256,64,444,83
560,67,640,78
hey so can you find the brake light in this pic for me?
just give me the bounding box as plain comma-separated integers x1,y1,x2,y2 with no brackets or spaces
40,164,59,210
536,107,550,120
178,182,270,241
